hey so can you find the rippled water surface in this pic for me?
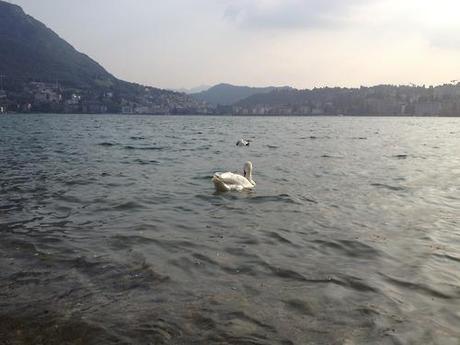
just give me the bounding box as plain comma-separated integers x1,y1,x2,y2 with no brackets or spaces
1,114,460,345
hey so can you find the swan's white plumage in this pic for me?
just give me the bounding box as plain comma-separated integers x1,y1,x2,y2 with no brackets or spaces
212,161,255,192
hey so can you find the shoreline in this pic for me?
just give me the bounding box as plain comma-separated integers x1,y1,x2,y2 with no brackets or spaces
1,113,458,117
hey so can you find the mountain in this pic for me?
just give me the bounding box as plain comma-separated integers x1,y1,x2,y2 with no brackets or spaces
0,0,210,114
191,83,290,106
0,0,117,89
237,88,306,107
174,85,211,94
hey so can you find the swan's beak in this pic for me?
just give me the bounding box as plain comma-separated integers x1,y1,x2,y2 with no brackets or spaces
243,170,247,177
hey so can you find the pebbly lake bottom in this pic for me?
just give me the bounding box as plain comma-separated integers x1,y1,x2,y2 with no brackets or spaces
0,114,459,345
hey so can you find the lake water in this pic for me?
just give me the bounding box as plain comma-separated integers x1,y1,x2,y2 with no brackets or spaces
1,114,459,345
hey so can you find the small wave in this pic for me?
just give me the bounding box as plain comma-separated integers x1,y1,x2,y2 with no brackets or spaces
192,175,213,181
0,204,19,211
265,232,301,248
195,194,221,202
113,201,146,210
300,195,318,204
381,273,458,299
109,234,159,249
333,275,379,293
294,274,379,293
249,194,303,205
321,154,344,159
124,145,166,151
130,136,145,140
371,183,406,191
393,154,408,159
191,145,212,151
133,158,160,165
267,145,279,149
254,264,366,292
268,266,307,282
313,239,382,259
434,253,460,263
64,180,91,186
224,311,277,332
302,136,331,140
98,142,116,147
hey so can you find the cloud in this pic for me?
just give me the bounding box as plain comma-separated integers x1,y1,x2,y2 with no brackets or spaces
428,30,460,50
221,0,460,53
223,0,369,30
350,0,460,51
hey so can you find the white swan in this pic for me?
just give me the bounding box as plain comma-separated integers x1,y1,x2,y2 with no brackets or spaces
236,139,251,147
212,161,256,192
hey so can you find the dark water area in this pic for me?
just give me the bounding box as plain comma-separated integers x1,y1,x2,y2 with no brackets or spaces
0,114,459,345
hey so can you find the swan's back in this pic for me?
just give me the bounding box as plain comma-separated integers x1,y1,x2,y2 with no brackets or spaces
212,172,254,192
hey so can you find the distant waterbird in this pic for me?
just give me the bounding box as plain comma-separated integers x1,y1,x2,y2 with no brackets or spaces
236,139,251,147
212,161,256,192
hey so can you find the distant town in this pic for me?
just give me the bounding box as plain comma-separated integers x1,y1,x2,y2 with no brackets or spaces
1,79,460,116
0,79,211,115
229,82,460,117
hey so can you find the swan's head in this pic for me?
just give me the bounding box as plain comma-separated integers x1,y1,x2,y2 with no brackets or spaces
243,161,253,178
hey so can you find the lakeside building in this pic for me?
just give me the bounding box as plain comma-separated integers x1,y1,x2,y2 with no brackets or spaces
1,79,460,116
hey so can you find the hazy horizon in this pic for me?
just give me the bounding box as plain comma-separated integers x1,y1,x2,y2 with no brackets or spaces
5,0,460,90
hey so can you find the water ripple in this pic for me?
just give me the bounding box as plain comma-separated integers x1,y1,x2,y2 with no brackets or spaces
1,114,459,344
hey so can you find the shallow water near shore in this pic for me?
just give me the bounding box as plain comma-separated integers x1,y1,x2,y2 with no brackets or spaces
1,114,460,345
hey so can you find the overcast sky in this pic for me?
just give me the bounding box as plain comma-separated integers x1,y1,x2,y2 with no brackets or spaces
6,0,460,89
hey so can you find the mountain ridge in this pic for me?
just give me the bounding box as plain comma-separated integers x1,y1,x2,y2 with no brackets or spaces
191,83,291,106
0,0,209,114
173,85,211,94
0,0,117,88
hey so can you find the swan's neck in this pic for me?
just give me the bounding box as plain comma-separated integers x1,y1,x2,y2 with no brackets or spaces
246,171,254,185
